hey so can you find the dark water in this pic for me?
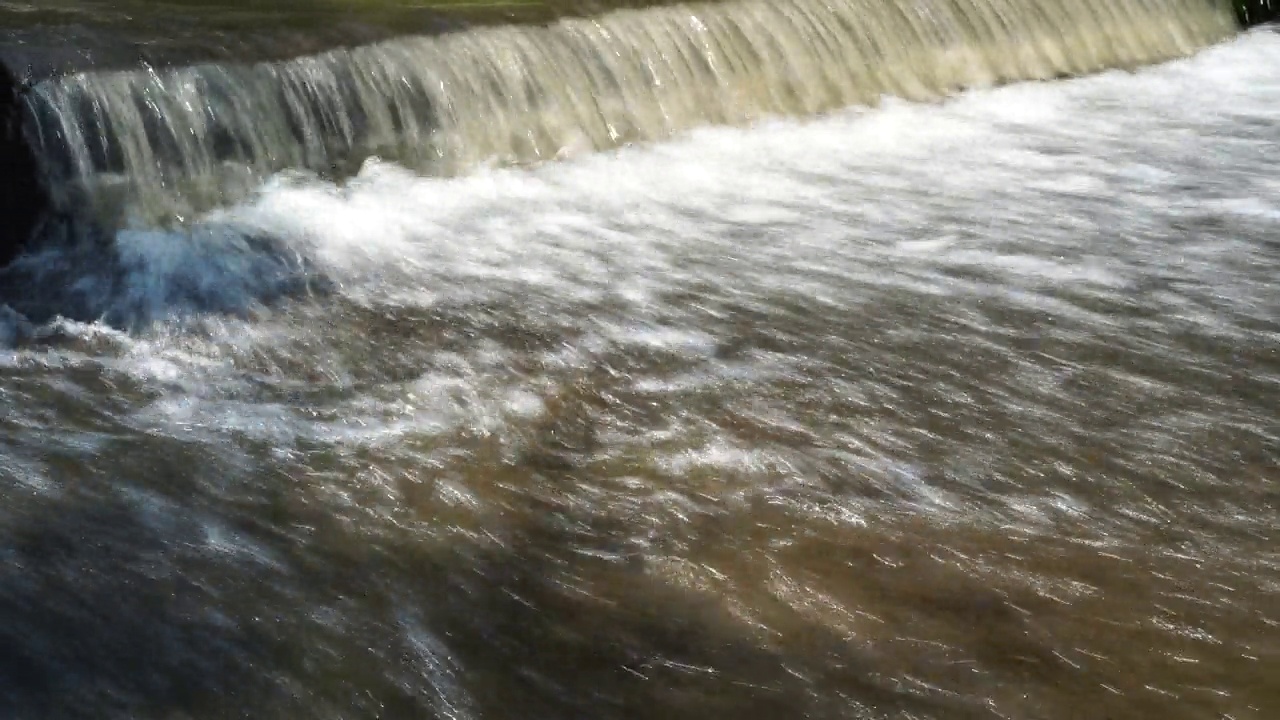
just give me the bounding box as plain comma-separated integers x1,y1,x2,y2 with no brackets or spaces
1,9,1278,720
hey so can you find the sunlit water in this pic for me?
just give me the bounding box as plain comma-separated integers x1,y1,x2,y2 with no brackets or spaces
2,27,1278,720
21,0,1232,228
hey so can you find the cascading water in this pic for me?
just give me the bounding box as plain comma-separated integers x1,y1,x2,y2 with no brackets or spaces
1,1,1278,718
18,0,1238,233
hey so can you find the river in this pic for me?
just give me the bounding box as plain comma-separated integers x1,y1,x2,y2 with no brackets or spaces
0,4,1277,720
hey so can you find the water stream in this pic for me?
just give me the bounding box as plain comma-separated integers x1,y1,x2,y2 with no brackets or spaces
0,3,1277,719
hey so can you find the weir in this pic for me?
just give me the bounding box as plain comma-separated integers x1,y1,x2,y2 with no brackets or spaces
0,0,1244,266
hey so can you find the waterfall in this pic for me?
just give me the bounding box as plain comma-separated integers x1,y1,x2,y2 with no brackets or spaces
19,0,1238,230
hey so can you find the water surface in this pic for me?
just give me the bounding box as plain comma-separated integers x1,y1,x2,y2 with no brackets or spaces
1,20,1278,720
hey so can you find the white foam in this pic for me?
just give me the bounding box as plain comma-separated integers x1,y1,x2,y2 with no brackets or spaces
6,32,1274,527
162,33,1271,325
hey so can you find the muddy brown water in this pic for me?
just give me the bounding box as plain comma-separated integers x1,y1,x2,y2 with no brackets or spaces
0,3,1278,720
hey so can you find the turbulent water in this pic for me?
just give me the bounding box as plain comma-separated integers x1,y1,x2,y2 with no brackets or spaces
2,6,1279,720
21,0,1235,227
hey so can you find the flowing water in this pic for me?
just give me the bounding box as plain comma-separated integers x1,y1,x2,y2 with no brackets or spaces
19,0,1235,228
1,1,1278,718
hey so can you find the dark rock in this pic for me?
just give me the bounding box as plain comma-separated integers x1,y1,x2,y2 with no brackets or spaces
1236,0,1280,27
0,64,49,267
